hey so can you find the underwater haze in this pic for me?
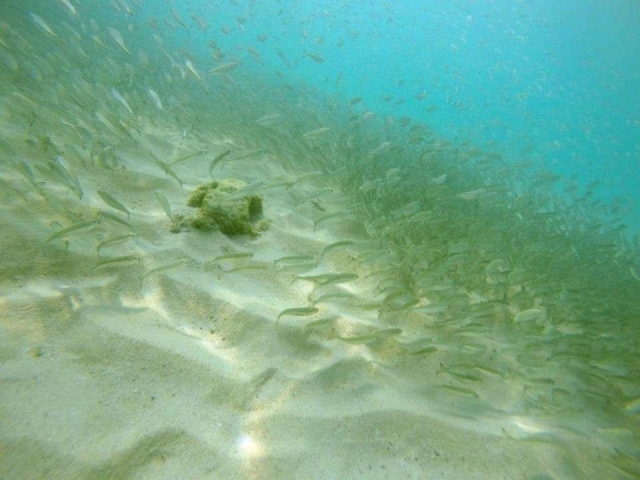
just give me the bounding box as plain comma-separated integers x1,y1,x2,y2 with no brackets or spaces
1,0,640,479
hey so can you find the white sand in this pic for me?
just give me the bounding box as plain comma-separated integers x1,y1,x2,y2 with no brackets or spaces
0,123,613,479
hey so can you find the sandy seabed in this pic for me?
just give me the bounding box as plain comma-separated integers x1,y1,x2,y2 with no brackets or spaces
0,123,610,480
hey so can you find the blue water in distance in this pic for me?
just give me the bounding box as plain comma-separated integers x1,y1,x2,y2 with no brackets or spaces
89,0,640,231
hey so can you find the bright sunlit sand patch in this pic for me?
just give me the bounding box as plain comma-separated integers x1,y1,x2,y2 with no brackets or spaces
237,433,264,458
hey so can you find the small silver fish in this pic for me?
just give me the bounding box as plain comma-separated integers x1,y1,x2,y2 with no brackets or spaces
369,141,392,155
94,255,140,269
313,210,351,230
277,307,319,323
45,220,99,243
30,13,57,37
209,61,239,74
274,255,315,265
97,190,130,219
59,0,77,15
256,113,285,125
95,112,118,135
107,26,130,54
153,156,183,187
320,240,354,258
231,148,265,161
208,149,232,174
185,60,202,80
97,210,135,230
96,233,136,255
337,333,379,345
171,8,188,30
110,88,133,114
457,188,488,200
304,50,324,63
207,252,254,264
318,273,358,286
92,34,107,48
51,156,83,198
153,191,172,219
303,127,330,138
172,150,207,165
190,12,208,31
147,88,163,110
226,181,266,199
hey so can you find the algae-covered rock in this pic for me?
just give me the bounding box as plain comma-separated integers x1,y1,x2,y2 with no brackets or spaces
186,181,217,208
183,179,267,236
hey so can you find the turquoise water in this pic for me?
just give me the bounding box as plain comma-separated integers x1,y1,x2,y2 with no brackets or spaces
10,0,639,212
224,1,626,224
156,0,640,225
1,1,640,478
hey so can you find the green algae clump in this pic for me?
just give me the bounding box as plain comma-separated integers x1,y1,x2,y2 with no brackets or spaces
184,179,268,236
